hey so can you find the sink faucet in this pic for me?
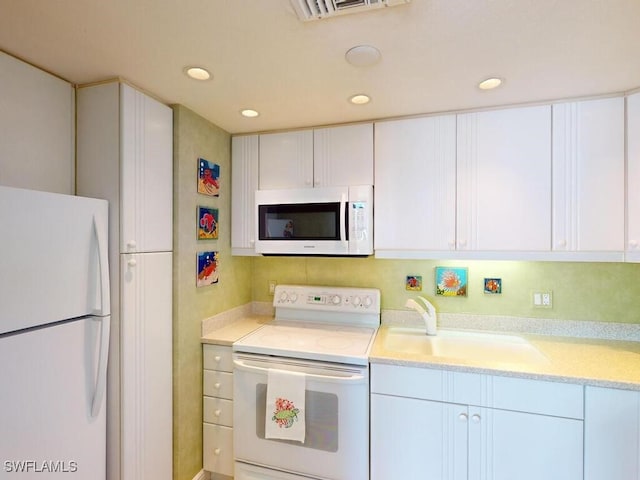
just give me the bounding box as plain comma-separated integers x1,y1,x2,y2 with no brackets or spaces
405,296,438,336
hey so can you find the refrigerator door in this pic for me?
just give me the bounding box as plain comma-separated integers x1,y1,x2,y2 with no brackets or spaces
0,315,109,479
0,186,110,335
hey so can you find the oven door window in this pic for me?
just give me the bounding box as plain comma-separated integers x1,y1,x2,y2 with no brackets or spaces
256,384,338,452
258,203,347,241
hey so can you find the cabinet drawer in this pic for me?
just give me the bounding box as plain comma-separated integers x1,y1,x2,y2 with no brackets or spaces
204,397,233,427
487,375,584,419
203,344,233,372
371,364,584,419
371,364,446,400
204,370,233,399
203,423,233,476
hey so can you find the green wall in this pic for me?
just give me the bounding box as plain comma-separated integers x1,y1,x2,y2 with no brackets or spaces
172,105,252,480
252,257,640,324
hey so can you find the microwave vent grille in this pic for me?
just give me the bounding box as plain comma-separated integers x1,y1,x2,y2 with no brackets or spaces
290,0,410,21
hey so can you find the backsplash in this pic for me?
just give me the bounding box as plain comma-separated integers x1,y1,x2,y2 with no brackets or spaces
251,256,640,324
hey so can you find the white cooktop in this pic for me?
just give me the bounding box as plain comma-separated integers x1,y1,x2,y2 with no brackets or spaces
233,285,381,365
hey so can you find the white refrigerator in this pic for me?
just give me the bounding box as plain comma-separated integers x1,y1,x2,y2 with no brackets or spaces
0,186,111,479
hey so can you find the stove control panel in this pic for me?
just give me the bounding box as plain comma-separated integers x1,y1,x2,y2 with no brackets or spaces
274,285,380,314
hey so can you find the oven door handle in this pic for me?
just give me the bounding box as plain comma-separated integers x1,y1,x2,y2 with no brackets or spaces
233,358,367,384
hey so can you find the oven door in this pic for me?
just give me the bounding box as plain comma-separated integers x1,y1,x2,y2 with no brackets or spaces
232,353,369,480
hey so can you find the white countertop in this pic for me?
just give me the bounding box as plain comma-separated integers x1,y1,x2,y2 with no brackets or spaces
201,306,640,391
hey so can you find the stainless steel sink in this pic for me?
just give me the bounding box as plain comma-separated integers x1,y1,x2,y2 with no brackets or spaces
384,328,549,364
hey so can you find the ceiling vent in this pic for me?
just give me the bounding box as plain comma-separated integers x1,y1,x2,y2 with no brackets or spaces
290,0,410,21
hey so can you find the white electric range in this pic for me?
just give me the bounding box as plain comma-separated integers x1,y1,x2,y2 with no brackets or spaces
234,284,380,364
232,284,380,480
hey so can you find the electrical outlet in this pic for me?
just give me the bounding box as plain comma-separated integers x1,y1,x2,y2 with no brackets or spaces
268,280,277,296
532,291,552,308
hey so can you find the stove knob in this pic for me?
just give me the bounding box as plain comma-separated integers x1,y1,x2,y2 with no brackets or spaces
290,293,298,303
364,296,373,308
331,295,341,305
279,291,288,303
353,296,361,306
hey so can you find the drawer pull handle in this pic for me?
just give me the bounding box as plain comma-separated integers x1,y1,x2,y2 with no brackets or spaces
214,448,221,455
472,414,481,423
458,413,468,422
214,383,221,389
214,356,221,362
214,409,221,417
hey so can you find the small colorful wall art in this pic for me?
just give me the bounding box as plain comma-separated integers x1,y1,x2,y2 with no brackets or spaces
197,206,219,240
197,158,220,196
484,278,502,294
197,251,219,287
406,275,423,291
435,267,468,297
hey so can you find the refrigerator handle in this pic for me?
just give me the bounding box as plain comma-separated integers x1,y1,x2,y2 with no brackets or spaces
93,214,111,316
91,316,110,418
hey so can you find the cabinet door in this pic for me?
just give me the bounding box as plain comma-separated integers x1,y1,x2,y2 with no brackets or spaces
121,252,173,480
313,123,373,187
627,93,640,261
120,84,173,253
231,135,259,254
374,116,457,254
469,407,583,480
585,386,640,480
552,97,624,255
371,394,467,480
259,130,313,189
0,52,75,194
457,106,552,251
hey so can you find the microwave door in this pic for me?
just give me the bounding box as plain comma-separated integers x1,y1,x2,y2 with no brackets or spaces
256,202,346,255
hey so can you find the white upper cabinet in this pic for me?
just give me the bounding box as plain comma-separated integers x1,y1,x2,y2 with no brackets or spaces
77,82,173,254
313,123,373,187
552,97,624,259
258,123,373,189
259,130,313,189
457,105,552,253
374,116,456,255
0,52,75,195
627,92,640,262
120,84,173,253
231,135,259,254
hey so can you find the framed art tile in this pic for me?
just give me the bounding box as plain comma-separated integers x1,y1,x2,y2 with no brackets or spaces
435,266,468,297
406,275,422,291
197,251,219,287
197,206,219,239
197,158,220,196
484,278,502,294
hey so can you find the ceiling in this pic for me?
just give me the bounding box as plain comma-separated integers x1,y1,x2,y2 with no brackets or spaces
1,0,640,134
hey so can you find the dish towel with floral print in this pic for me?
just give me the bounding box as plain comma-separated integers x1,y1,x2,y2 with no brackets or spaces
265,368,306,443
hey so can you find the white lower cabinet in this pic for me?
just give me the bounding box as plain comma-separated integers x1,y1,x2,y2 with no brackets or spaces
203,345,234,479
584,386,640,480
370,364,584,480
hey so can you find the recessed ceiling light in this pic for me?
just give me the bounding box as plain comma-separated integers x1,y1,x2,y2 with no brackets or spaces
478,77,503,90
240,109,260,118
349,94,371,105
184,66,211,81
345,45,382,67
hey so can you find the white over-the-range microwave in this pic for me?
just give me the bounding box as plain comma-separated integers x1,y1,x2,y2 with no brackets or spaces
255,185,373,256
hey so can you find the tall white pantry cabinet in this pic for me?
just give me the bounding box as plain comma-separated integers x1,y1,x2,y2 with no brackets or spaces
77,81,173,480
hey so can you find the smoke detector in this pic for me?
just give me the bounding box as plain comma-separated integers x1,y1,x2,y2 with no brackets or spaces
290,0,410,21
